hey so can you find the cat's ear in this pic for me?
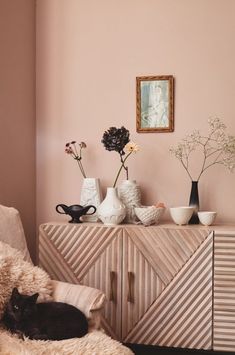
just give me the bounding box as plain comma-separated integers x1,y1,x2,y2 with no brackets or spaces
30,293,39,304
12,287,20,298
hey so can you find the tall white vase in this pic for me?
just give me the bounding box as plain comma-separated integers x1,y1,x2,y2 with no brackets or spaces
80,178,102,222
118,180,141,223
97,187,126,226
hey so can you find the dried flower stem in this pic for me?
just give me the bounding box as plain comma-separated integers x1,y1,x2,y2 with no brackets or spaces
180,158,193,181
113,152,132,188
75,157,86,178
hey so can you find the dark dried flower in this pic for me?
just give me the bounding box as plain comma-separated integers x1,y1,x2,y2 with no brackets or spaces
102,126,130,155
101,126,139,187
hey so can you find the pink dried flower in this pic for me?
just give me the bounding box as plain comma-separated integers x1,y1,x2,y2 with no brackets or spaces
79,142,87,148
65,147,73,154
65,141,87,178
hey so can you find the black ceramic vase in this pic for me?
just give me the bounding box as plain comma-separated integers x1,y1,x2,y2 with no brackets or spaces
188,181,199,224
56,204,96,223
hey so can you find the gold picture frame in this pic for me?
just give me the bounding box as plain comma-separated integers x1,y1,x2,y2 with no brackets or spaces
136,75,174,133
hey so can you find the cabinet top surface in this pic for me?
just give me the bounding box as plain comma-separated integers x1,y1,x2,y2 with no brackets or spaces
40,221,235,235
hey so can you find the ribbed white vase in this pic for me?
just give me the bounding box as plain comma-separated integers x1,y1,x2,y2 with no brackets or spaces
118,180,141,223
97,187,126,226
80,178,102,222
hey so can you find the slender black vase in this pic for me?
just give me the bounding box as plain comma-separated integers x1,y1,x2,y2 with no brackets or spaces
188,181,199,224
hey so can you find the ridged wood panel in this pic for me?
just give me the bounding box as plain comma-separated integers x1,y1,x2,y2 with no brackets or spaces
123,226,209,284
122,230,165,339
81,232,123,339
124,231,213,350
39,223,123,339
214,233,235,352
121,227,209,340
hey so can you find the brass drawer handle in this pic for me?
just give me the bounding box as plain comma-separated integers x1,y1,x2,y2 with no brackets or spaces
109,271,116,302
127,271,134,303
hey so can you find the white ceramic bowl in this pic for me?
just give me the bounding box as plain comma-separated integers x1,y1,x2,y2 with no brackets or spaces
170,206,194,225
198,211,217,226
134,206,165,226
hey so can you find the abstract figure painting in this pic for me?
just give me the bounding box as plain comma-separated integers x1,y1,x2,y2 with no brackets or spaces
136,75,174,133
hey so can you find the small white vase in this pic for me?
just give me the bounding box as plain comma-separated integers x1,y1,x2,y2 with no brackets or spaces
118,180,141,223
97,187,126,226
80,178,102,222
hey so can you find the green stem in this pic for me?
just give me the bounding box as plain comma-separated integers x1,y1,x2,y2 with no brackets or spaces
113,152,132,188
120,154,129,179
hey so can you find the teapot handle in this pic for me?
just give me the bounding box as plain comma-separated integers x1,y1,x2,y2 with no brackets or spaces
56,204,67,214
86,205,97,215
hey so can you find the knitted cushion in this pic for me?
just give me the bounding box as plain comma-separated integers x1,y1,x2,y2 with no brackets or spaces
51,280,105,318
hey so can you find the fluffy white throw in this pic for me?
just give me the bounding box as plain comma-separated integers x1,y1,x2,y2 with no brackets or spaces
0,241,52,319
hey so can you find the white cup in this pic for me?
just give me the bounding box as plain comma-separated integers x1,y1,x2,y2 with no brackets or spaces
198,211,217,226
170,206,194,225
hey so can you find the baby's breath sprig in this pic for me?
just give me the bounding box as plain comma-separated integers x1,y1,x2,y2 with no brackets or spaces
170,117,235,181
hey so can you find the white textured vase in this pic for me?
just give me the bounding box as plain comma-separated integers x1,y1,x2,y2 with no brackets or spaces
97,187,126,226
118,180,141,223
80,178,102,222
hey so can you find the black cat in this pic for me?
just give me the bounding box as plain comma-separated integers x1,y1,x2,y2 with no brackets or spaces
2,287,88,340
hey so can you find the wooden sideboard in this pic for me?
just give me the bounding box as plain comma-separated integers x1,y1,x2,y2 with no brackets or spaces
38,223,235,352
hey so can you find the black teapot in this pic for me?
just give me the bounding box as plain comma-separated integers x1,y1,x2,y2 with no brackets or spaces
56,204,96,223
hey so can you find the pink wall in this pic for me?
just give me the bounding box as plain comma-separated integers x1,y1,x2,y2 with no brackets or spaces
36,0,235,225
0,0,36,260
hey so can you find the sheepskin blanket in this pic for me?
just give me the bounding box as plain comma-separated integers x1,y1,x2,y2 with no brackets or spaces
0,241,52,319
0,328,133,355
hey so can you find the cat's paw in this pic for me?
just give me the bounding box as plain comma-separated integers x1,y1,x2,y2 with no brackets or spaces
15,330,24,340
30,333,48,340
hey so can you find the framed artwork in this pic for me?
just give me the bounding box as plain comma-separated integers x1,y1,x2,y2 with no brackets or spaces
136,75,174,133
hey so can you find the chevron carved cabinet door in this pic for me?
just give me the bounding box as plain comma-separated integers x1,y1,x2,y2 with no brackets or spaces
39,223,123,339
123,227,213,350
